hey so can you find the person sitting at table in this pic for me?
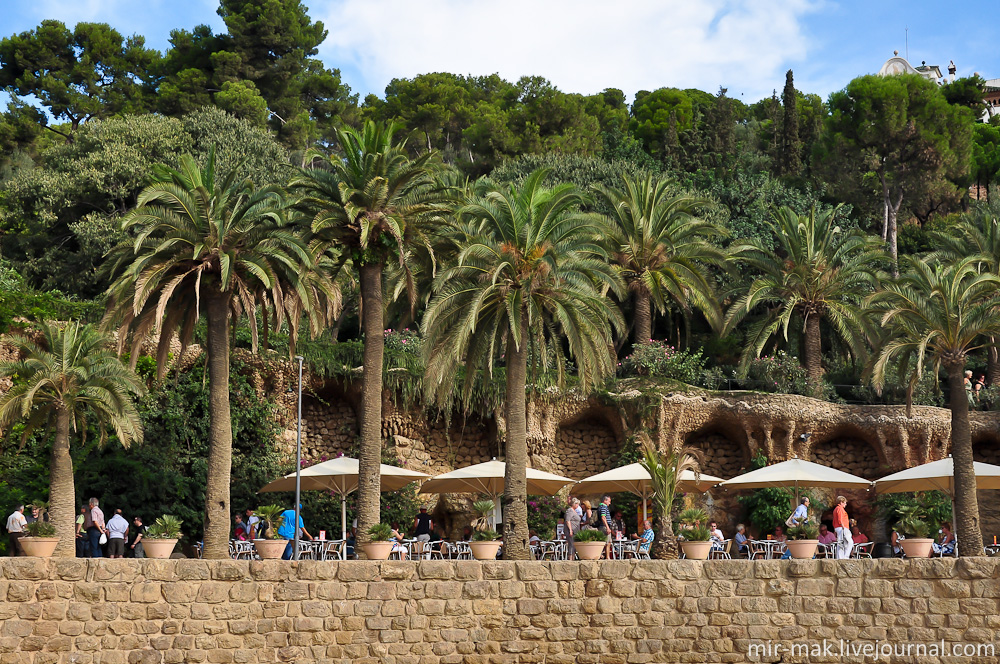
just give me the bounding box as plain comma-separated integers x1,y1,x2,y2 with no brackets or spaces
734,524,749,557
773,525,787,544
817,523,836,546
389,522,408,560
233,513,249,541
611,510,626,539
932,522,956,556
528,530,541,546
631,519,654,555
461,525,473,541
708,521,725,550
890,529,904,556
850,519,869,545
345,528,356,559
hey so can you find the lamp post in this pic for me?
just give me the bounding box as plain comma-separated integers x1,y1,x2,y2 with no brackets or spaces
293,355,304,561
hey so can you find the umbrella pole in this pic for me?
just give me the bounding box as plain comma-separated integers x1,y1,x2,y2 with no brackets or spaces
642,489,648,526
342,493,347,542
293,355,304,561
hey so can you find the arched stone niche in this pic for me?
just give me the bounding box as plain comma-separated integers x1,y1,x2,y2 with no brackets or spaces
809,427,885,480
685,422,750,479
550,408,622,477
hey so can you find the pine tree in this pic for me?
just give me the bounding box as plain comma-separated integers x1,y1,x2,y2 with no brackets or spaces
779,70,802,176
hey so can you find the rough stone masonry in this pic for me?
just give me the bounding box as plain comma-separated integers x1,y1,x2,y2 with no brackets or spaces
1,558,1000,663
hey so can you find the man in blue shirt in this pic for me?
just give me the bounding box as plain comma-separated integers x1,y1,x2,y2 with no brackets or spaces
632,519,654,555
277,505,313,560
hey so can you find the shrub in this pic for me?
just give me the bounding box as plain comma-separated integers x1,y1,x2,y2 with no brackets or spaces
572,528,607,543
620,341,707,384
146,515,183,540
367,523,393,542
526,495,564,540
24,521,55,537
472,528,499,542
682,525,711,542
472,499,495,532
253,506,284,540
787,522,818,540
894,504,931,539
745,351,837,399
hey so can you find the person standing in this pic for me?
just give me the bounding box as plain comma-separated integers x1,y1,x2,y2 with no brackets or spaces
278,505,312,560
598,495,612,559
86,498,106,558
787,497,810,528
128,516,146,558
6,505,27,556
413,506,433,543
76,506,90,557
833,496,853,559
106,509,129,558
245,508,260,540
564,498,582,560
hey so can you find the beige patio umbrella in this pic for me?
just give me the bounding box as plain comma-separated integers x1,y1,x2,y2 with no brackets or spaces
874,457,1000,496
419,459,575,526
260,456,430,539
718,456,872,501
572,463,725,522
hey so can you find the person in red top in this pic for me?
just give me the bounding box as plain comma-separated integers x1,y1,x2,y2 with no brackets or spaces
849,519,868,545
832,496,853,559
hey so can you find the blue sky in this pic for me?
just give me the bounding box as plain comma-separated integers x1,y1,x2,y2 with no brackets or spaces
2,0,999,107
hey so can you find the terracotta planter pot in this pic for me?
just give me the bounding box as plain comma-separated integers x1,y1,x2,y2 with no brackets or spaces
573,541,606,560
786,539,818,559
900,538,934,558
680,540,713,560
19,537,59,557
469,541,501,560
360,541,394,560
143,539,179,559
254,539,288,560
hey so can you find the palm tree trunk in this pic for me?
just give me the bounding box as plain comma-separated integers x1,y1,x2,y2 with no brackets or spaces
988,341,999,386
653,519,677,559
202,287,234,559
633,291,652,344
502,313,530,560
50,407,75,557
356,262,384,554
947,364,984,556
803,313,823,398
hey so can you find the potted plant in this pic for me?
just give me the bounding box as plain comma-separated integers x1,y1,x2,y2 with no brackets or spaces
785,522,820,559
469,500,502,560
677,508,713,560
361,523,395,560
144,515,183,559
895,504,934,558
253,505,288,559
20,518,59,557
571,528,607,560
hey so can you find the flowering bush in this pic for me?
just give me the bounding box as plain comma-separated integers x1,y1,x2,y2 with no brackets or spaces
620,340,707,384
744,351,838,399
384,328,422,363
526,495,565,540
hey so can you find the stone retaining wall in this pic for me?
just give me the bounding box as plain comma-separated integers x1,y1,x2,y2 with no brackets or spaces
2,558,1000,663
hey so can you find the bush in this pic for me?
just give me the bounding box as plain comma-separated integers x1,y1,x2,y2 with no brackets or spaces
472,528,498,541
367,523,393,541
787,522,818,540
744,351,837,399
526,495,564,540
620,341,707,384
146,515,183,540
24,521,55,537
572,528,607,543
682,524,712,542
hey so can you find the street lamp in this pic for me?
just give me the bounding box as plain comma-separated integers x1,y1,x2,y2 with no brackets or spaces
292,355,304,561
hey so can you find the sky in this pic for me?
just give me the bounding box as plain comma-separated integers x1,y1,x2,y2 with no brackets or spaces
2,0,999,107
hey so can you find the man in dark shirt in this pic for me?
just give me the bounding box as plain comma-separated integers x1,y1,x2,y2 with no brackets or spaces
413,506,433,543
127,516,146,558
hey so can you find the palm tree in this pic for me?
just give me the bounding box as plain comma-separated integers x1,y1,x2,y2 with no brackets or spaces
104,151,319,559
868,256,1000,556
593,175,725,345
725,206,882,397
638,437,701,559
932,206,1000,384
289,121,448,548
0,322,143,557
422,170,623,559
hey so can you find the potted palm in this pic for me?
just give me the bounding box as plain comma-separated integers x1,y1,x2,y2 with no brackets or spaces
361,523,395,560
895,504,934,558
253,505,288,559
677,508,713,560
469,500,502,560
572,528,607,560
144,515,183,559
785,522,820,559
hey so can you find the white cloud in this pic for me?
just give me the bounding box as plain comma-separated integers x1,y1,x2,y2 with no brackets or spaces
318,0,817,101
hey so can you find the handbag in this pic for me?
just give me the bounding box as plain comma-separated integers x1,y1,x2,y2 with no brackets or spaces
99,533,108,545
785,514,796,528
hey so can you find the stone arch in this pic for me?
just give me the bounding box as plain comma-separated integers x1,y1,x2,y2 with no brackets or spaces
300,383,359,459
808,426,885,479
550,407,622,477
684,421,750,479
973,435,1000,465
422,414,497,469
